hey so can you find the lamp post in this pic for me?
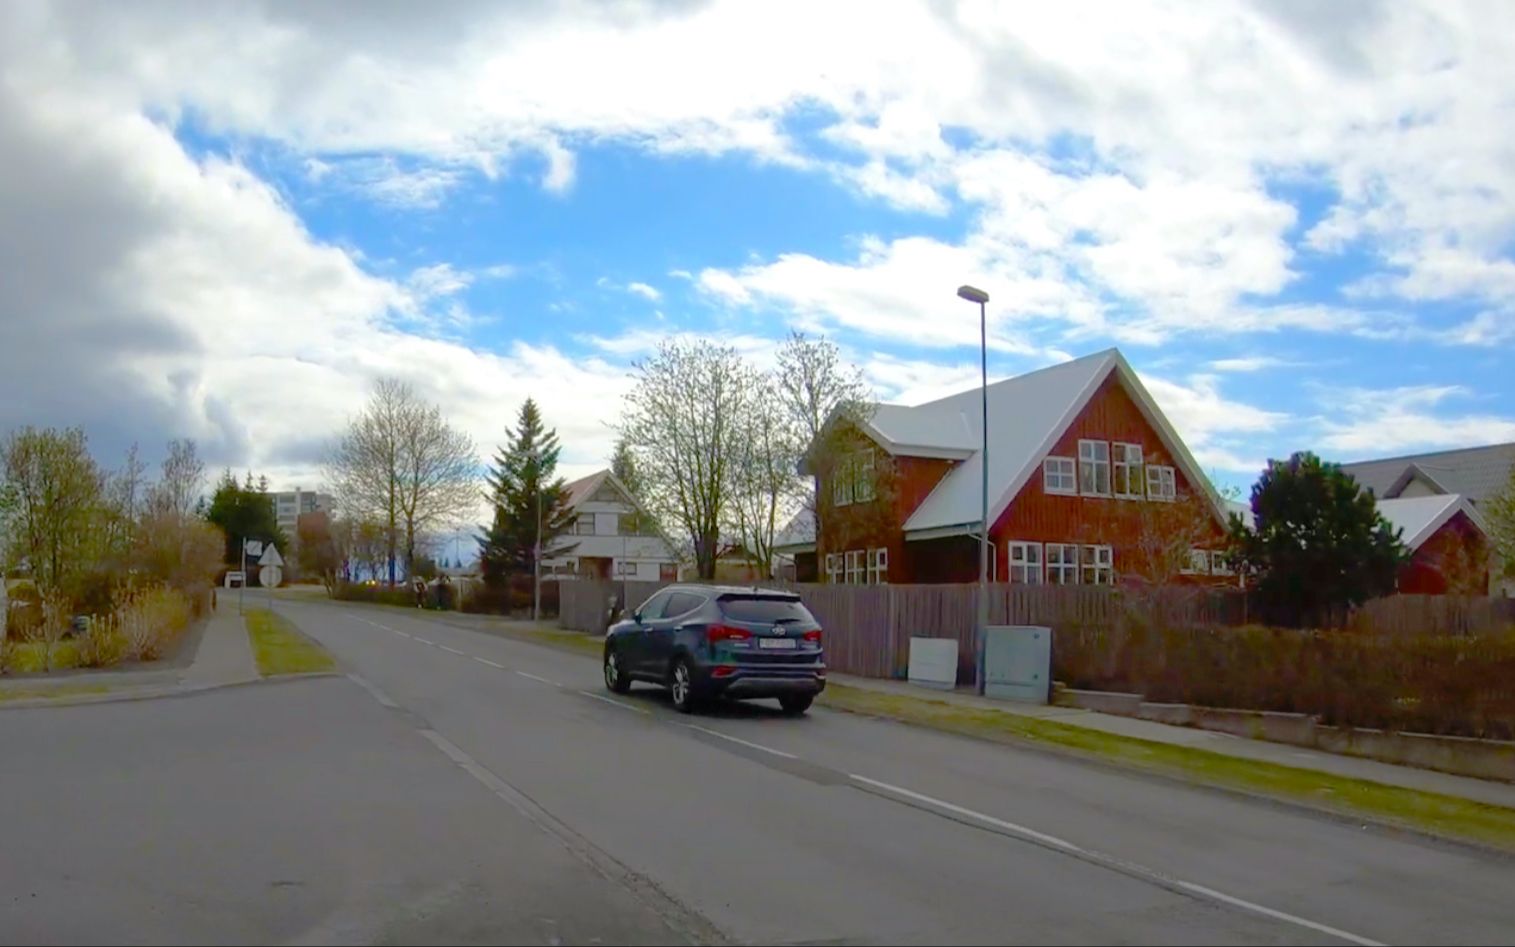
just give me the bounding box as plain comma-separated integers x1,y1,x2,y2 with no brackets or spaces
529,447,544,623
957,284,990,694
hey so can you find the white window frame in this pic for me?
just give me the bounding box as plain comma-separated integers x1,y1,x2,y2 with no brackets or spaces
1181,548,1209,575
1081,544,1114,585
1113,443,1144,499
832,455,853,507
1043,456,1077,495
1008,541,1043,585
1078,440,1111,497
845,549,866,584
854,449,876,503
1146,465,1176,502
1046,543,1079,585
575,514,596,535
1210,550,1233,576
825,552,842,583
867,547,888,585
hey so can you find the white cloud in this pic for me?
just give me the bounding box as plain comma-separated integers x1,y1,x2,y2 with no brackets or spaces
626,281,662,302
407,263,473,299
539,136,577,194
1137,372,1288,473
1314,384,1515,454
1208,356,1284,373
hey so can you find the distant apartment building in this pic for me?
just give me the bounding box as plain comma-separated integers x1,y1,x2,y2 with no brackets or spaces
271,489,333,543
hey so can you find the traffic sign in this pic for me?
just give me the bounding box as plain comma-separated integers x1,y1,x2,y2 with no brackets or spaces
244,539,263,558
258,545,284,567
259,564,283,588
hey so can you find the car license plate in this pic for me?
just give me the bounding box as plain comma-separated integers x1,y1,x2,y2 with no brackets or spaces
759,638,797,650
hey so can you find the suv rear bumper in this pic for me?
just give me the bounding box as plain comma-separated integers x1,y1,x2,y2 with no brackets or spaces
706,668,826,700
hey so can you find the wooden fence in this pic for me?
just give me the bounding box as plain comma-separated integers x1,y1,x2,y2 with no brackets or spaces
559,579,1515,683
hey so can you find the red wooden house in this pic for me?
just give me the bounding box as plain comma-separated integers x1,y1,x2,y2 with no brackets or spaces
1377,495,1491,594
779,349,1236,586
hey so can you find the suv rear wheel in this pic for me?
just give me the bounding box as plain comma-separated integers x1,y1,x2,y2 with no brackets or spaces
670,657,699,714
779,694,813,715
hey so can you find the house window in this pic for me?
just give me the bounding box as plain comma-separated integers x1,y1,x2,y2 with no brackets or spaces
1146,465,1176,501
1008,542,1043,584
1043,456,1076,495
825,553,842,583
1081,545,1114,585
616,561,637,576
1181,548,1210,575
854,449,876,503
867,547,888,585
1078,440,1111,496
618,513,643,536
1046,543,1079,584
1210,550,1233,576
1113,443,1144,499
845,549,866,584
575,514,596,535
832,455,854,507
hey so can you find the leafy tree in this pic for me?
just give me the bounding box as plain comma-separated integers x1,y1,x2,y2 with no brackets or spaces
1487,465,1515,588
1229,451,1406,626
297,511,347,593
0,426,105,600
203,469,285,567
478,399,574,587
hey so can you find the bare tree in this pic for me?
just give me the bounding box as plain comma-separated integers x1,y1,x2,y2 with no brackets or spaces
619,340,752,579
327,379,477,585
726,372,801,579
147,439,205,520
101,443,146,568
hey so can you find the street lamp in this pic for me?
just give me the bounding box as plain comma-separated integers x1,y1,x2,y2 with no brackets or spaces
957,284,990,694
528,447,544,623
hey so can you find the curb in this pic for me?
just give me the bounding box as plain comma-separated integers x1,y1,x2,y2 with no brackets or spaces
0,671,342,711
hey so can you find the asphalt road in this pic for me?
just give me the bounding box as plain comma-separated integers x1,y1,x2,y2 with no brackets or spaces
6,600,1515,945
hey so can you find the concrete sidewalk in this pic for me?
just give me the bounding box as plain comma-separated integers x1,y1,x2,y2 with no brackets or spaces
830,672,1515,810
1,608,259,707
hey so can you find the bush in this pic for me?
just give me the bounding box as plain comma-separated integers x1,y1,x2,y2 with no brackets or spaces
332,582,420,608
1053,616,1515,740
459,576,558,617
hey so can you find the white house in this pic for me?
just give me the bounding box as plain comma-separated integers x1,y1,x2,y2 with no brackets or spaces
544,469,679,582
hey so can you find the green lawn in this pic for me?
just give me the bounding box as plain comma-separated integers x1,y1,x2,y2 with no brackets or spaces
0,682,112,703
819,683,1515,851
245,609,336,676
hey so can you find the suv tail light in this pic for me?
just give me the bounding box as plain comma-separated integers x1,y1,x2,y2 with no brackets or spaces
803,629,822,644
707,624,751,643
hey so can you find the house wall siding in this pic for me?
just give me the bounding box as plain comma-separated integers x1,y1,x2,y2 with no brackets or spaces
1398,512,1489,595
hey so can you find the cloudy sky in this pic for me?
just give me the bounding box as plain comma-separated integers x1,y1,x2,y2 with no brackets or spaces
2,0,1512,498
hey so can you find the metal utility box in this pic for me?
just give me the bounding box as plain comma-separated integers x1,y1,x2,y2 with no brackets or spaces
983,625,1051,704
908,637,960,690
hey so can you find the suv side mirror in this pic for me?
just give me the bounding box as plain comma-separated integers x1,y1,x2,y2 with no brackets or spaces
632,610,642,624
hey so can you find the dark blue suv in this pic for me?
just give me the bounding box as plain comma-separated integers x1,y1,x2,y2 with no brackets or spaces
603,585,825,714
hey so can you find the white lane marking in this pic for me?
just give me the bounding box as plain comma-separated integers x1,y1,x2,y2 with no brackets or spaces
578,690,648,714
515,671,558,686
1174,882,1384,947
684,724,798,760
474,657,505,669
439,645,465,655
346,673,399,710
414,637,436,646
848,774,1383,947
393,630,411,638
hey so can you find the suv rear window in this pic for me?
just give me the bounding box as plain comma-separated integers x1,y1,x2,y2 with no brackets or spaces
719,596,815,624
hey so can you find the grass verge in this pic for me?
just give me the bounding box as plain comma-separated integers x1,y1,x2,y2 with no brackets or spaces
819,683,1515,851
246,609,336,676
5,640,84,673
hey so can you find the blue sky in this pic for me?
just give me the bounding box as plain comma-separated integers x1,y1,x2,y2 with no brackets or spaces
1,0,1512,503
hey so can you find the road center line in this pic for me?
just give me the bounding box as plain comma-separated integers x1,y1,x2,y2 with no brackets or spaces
683,724,798,759
848,774,1383,947
414,637,436,646
515,670,559,685
578,690,648,713
474,657,505,669
439,645,465,655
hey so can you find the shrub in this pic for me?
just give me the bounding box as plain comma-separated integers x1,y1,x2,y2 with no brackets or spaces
111,586,194,662
333,582,420,608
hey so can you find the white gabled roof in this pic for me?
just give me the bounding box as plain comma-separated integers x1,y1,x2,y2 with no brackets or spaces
1377,494,1486,551
900,349,1226,534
